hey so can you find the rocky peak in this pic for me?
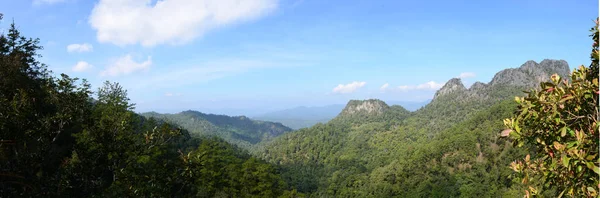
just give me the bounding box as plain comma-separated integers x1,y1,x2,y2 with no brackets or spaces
339,99,389,116
490,59,570,87
469,81,487,91
434,78,466,99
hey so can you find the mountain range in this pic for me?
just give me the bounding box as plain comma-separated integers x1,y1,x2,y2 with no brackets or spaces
253,59,572,196
140,59,574,196
253,100,430,129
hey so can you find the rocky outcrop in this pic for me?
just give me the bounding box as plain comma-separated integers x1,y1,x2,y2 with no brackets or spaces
434,78,466,99
490,59,570,87
469,81,487,91
339,99,389,116
433,59,570,101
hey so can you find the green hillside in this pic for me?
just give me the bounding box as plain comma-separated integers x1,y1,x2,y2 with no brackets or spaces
1,15,597,198
255,59,573,197
142,110,293,149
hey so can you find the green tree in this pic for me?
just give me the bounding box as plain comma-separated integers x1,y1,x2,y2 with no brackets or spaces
502,19,599,197
0,21,93,196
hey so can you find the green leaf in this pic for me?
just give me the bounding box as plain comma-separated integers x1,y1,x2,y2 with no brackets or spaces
588,187,597,193
559,95,574,103
586,162,600,175
558,189,566,198
562,156,571,167
568,128,576,137
586,154,597,161
560,127,567,137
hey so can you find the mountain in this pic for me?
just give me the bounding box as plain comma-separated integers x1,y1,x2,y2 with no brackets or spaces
142,110,293,149
386,100,431,111
331,99,411,125
253,101,429,130
256,59,571,197
253,104,345,129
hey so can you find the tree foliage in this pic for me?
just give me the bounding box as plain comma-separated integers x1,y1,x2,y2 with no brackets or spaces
503,19,599,197
143,110,293,150
0,21,296,197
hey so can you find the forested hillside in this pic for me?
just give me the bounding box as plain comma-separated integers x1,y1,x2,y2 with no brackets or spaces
0,21,299,197
1,12,597,198
256,59,576,197
253,101,429,130
142,111,292,149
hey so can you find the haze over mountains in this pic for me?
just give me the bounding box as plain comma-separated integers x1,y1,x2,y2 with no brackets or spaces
143,59,569,132
141,110,293,149
252,100,428,129
141,59,572,151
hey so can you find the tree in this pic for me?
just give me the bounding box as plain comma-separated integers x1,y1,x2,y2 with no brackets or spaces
589,19,599,81
502,19,599,197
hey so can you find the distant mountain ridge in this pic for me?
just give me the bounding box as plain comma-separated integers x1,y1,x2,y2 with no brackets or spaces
142,110,292,149
257,59,573,196
252,104,344,129
253,101,429,129
434,59,570,100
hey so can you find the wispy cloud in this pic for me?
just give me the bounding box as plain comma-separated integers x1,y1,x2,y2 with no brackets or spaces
89,0,278,47
457,72,476,78
100,54,152,77
380,83,389,92
396,81,444,91
33,0,66,6
126,59,304,90
332,81,366,94
67,43,93,53
165,92,182,97
72,61,93,72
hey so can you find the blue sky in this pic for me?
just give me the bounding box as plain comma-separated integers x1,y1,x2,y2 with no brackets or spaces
1,0,597,115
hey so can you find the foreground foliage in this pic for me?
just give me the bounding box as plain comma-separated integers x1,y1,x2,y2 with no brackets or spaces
503,19,599,197
0,21,295,197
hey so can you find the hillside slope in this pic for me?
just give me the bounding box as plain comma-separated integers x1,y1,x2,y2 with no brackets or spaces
253,104,345,129
142,110,293,149
256,59,571,197
253,101,428,130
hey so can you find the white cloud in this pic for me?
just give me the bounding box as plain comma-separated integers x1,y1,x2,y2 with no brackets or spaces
89,0,278,47
416,81,444,90
67,43,93,53
100,54,152,77
397,85,412,91
396,81,444,91
380,83,389,92
165,92,182,97
126,59,294,90
458,72,476,78
33,0,66,5
72,61,93,72
332,81,366,94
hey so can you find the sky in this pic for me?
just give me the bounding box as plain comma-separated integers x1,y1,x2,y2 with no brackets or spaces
0,0,597,115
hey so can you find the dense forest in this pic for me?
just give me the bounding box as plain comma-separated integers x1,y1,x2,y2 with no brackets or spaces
142,111,293,149
0,13,598,198
0,21,300,197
